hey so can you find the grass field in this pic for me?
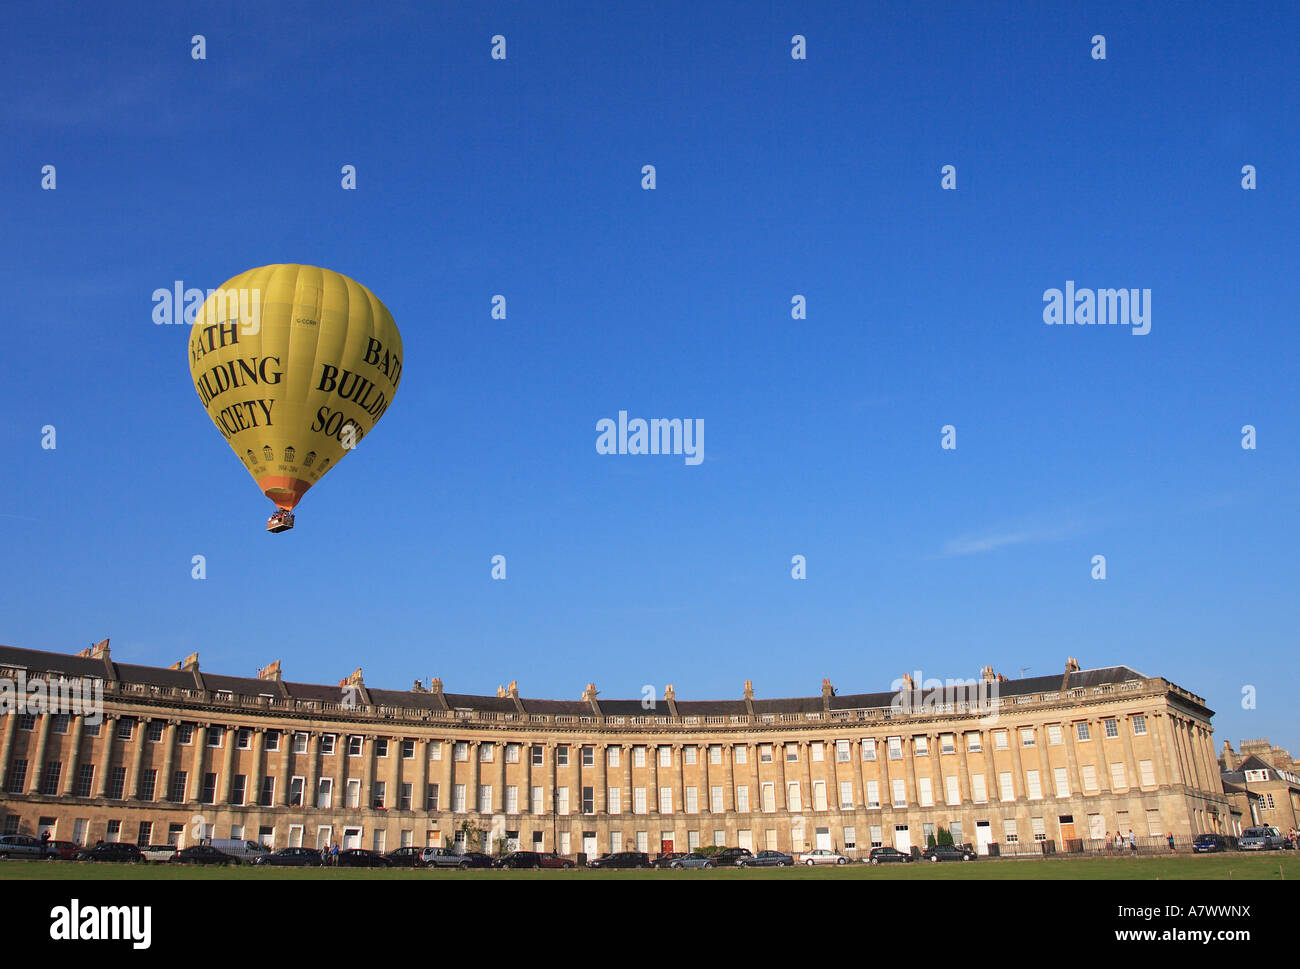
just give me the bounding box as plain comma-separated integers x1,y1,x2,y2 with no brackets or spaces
0,854,1289,880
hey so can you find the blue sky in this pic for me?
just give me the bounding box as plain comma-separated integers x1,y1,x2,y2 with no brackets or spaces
1,1,1296,750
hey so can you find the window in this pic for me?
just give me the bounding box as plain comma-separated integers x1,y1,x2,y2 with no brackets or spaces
454,742,469,762
317,778,334,809
1132,715,1147,736
685,787,697,813
940,734,955,755
1003,819,1018,844
1021,728,1036,747
531,745,543,766
1076,722,1091,742
967,733,981,753
289,777,304,807
292,732,309,755
76,764,94,798
659,787,672,813
861,738,877,761
634,787,647,814
950,821,963,845
711,785,723,813
424,784,438,811
891,779,906,808
1053,767,1069,798
844,826,856,849
945,775,959,806
428,741,441,760
399,783,412,811
1110,763,1127,789
345,779,360,809
607,787,620,813
2,817,19,836
914,736,928,756
582,786,595,814
736,786,750,812
557,746,570,767
478,743,492,763
1032,817,1046,842
1025,770,1042,800
836,740,850,762
118,719,135,740
998,772,1014,801
866,780,880,809
178,723,195,745
710,745,723,765
761,783,776,813
526,786,539,813
83,720,100,738
201,773,218,804
260,777,275,807
147,720,164,743
106,820,122,842
887,737,902,760
18,714,35,730
636,831,649,852
787,782,801,812
232,775,247,805
1080,765,1098,792
735,746,747,764
169,771,188,803
289,825,304,848
785,743,799,763
633,745,646,767
401,740,415,759
1104,719,1119,739
582,746,595,767
505,743,519,763
1139,760,1155,786
107,767,127,800
206,726,222,747
476,785,491,813
971,774,987,804
810,743,824,763
870,825,883,849
608,747,620,767
759,745,773,764
1047,724,1063,746
1145,809,1163,838
840,781,853,809
994,731,1008,750
659,746,671,767
348,735,363,757
684,746,697,765
918,777,933,807
137,821,152,846
319,734,335,755
266,730,281,752
237,728,252,750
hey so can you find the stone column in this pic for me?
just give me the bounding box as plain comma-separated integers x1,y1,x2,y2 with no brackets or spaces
725,743,738,813
928,732,943,807
95,715,119,797
158,721,178,801
547,741,558,821
1007,727,1024,801
442,738,454,813
677,743,687,815
26,713,53,793
0,713,17,789
188,725,208,802
1147,714,1169,787
955,731,971,803
1164,715,1188,787
495,742,505,813
361,736,376,808
1062,719,1083,796
521,742,533,814
903,735,919,806
1093,719,1111,795
219,724,237,803
127,719,148,798
248,728,267,806
277,728,294,806
62,715,86,796
1035,727,1052,800
623,743,633,815
414,739,428,814
776,743,788,811
1118,714,1140,790
468,740,481,814
648,744,659,815
596,743,607,814
801,741,814,811
853,738,868,809
878,736,892,808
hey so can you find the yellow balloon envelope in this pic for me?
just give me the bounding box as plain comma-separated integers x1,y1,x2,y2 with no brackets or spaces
188,265,403,528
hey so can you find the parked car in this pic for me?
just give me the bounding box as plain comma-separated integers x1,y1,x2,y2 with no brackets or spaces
252,847,324,867
1239,826,1285,851
921,844,977,863
45,840,81,861
74,842,145,863
1192,834,1230,854
651,852,691,869
668,853,716,870
208,839,270,861
0,835,57,860
173,845,241,866
334,849,390,868
385,846,430,868
588,851,651,869
735,850,794,868
494,850,576,869
708,847,754,868
139,844,179,863
420,847,487,869
799,849,850,866
868,847,913,865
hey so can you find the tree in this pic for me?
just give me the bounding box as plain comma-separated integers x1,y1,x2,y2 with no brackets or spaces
937,826,954,846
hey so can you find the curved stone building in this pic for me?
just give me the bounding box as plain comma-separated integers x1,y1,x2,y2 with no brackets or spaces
0,641,1230,858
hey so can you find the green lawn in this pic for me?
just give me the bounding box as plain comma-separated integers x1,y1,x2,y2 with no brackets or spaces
0,854,1289,880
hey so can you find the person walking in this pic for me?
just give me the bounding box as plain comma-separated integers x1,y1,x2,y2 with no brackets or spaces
1127,830,1137,853
1166,832,1176,853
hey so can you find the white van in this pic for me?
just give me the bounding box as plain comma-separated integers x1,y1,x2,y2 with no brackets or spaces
208,839,271,861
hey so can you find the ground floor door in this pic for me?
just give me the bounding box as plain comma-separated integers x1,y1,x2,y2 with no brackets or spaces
582,832,597,858
1059,815,1077,850
343,827,362,850
976,821,992,855
660,837,674,854
893,825,910,852
816,827,832,851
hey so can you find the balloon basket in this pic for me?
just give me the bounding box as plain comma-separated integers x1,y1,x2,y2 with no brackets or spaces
267,510,295,534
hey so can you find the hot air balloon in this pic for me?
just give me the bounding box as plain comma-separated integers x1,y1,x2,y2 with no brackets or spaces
188,265,403,532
